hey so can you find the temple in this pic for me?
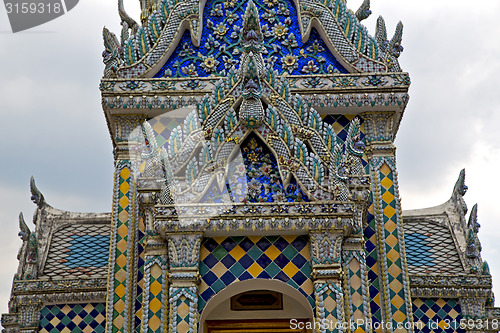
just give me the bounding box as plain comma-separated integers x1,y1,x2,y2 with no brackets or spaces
2,0,500,332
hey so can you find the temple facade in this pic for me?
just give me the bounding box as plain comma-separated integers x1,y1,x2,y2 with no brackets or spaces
2,0,500,332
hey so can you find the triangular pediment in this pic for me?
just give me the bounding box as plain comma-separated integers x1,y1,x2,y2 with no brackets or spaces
153,0,348,78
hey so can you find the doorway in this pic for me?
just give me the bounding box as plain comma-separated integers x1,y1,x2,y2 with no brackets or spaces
205,319,309,333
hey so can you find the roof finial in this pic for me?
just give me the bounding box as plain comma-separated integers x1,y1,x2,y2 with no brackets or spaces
241,0,264,52
355,0,372,21
30,177,45,207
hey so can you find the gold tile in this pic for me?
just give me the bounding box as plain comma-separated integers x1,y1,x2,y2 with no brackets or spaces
120,168,131,180
116,254,127,268
283,262,299,278
149,315,161,331
149,296,162,313
386,248,400,263
391,295,405,309
112,315,124,329
247,262,263,278
151,264,163,279
264,245,280,261
119,196,130,209
386,234,399,248
380,176,392,190
379,164,391,176
119,180,130,194
150,280,163,299
230,245,246,261
211,262,227,278
115,283,126,298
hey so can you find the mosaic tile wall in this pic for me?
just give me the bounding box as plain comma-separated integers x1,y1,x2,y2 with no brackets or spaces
377,163,408,327
42,224,110,279
154,0,348,78
322,114,367,168
404,223,464,274
364,203,383,326
412,298,464,333
39,303,106,333
198,235,314,311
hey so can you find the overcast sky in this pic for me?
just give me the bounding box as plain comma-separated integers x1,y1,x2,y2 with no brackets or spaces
0,0,499,317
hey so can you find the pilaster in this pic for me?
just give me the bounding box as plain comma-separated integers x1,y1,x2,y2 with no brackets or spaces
310,231,345,333
106,115,144,333
362,112,413,333
167,233,202,333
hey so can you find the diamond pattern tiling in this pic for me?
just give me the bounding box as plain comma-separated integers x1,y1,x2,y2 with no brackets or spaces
148,263,164,332
148,116,184,149
364,202,382,325
322,114,367,168
39,303,106,333
135,217,146,333
404,222,464,275
198,236,314,312
42,224,110,279
113,167,132,331
412,298,464,333
378,164,407,325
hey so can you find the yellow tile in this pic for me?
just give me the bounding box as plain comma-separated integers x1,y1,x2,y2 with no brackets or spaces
438,320,449,330
61,305,71,314
230,245,246,261
212,237,225,245
73,315,82,325
116,238,128,252
389,276,403,293
265,245,280,261
283,262,299,278
282,235,296,243
114,299,125,313
247,262,263,278
380,164,391,176
119,195,130,209
112,314,124,329
392,309,406,323
117,224,129,238
118,210,129,223
391,295,405,309
324,295,337,312
373,294,381,307
119,181,130,194
248,236,262,244
383,205,396,218
302,281,313,295
177,298,190,318
149,315,161,331
381,190,394,205
200,246,210,260
115,283,126,298
211,262,227,278
413,298,423,307
380,176,392,190
116,254,127,268
354,327,365,333
61,328,71,333
120,168,131,180
95,313,105,324
151,264,162,279
300,246,311,260
352,292,363,308
150,297,162,313
177,320,190,333
384,220,397,233
425,309,435,318
436,298,446,307
150,280,163,298
386,234,398,248
115,269,126,283
386,248,400,263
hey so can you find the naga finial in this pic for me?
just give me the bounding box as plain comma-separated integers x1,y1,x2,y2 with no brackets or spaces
453,169,468,197
468,203,480,233
30,177,45,207
241,0,264,52
355,0,371,21
18,213,30,243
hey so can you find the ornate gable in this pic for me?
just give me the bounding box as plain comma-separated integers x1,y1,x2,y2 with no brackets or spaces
102,0,406,78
